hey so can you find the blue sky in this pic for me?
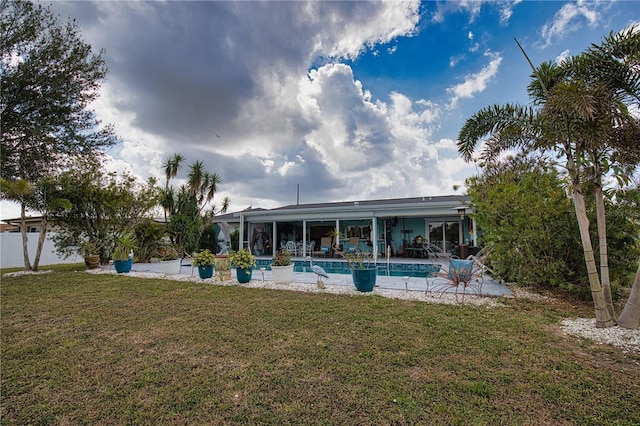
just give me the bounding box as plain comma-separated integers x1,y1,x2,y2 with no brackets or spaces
2,1,639,220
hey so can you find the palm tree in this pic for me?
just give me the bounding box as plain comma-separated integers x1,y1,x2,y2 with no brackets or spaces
187,161,224,213
161,153,185,222
0,178,35,270
0,176,71,271
163,153,185,189
457,28,640,329
187,161,205,200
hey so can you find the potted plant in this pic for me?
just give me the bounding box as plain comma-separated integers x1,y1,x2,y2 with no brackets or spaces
327,227,344,254
79,239,101,269
192,249,216,279
112,234,136,273
156,243,182,275
340,250,377,292
270,248,293,284
229,248,256,283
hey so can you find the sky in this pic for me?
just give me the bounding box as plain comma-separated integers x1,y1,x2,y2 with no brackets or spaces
2,0,639,220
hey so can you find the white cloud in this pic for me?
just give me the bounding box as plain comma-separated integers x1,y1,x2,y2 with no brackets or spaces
539,0,600,47
555,49,571,65
309,1,420,60
449,54,465,68
432,1,522,25
446,51,503,108
293,63,458,202
499,0,522,24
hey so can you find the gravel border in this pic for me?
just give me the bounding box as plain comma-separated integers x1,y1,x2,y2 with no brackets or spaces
83,268,503,307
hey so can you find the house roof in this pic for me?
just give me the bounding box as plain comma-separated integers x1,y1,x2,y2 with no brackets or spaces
214,195,471,223
270,195,467,211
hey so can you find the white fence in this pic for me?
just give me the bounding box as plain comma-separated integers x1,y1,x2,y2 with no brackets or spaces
0,232,80,269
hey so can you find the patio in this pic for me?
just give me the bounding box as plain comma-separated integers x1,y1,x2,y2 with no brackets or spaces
129,255,513,298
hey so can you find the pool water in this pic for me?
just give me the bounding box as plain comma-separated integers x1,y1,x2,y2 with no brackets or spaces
255,260,440,278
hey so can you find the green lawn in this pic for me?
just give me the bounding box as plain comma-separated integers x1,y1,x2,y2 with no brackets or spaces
2,265,639,425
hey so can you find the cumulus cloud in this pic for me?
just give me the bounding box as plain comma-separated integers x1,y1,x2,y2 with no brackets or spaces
446,51,503,108
49,1,429,210
539,0,600,47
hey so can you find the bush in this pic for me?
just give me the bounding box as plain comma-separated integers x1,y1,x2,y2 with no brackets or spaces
467,157,587,294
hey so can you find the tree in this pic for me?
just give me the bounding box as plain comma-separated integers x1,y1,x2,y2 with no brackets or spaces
161,153,230,257
0,175,72,271
457,28,640,328
1,0,117,270
48,161,160,264
161,153,185,223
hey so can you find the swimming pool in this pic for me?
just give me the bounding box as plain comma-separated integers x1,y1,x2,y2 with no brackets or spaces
255,259,440,278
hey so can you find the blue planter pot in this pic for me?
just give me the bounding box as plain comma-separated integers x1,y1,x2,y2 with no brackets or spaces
351,267,377,292
236,267,253,283
113,258,132,274
198,265,214,279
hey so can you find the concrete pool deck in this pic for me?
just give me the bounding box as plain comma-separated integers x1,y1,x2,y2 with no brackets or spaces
129,260,513,298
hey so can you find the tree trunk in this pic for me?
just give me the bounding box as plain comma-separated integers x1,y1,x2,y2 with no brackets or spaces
572,189,615,327
32,216,49,272
19,202,32,271
617,263,640,330
594,182,615,319
564,145,614,328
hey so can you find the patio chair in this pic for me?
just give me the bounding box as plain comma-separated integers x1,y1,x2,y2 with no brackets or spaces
315,237,332,258
422,242,448,259
347,237,360,253
285,240,297,256
426,258,480,304
306,240,316,257
466,246,494,282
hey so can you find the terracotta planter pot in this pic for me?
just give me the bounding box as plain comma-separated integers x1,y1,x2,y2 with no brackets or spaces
84,255,100,269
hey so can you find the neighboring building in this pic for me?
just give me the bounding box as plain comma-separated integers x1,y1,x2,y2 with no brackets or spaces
1,216,47,233
214,195,476,261
0,222,19,233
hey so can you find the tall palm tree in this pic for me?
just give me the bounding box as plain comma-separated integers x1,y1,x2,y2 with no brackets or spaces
186,161,206,203
201,172,222,209
187,162,223,213
161,153,184,222
163,153,185,189
457,28,640,328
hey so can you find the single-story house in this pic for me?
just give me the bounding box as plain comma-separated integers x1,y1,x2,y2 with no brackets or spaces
1,216,48,233
213,195,478,262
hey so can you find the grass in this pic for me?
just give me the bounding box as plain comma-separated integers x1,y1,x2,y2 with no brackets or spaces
2,265,639,425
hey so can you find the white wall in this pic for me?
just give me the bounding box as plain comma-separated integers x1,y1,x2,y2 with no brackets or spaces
0,232,80,268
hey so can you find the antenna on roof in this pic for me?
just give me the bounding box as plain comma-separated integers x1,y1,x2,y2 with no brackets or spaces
296,183,300,205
